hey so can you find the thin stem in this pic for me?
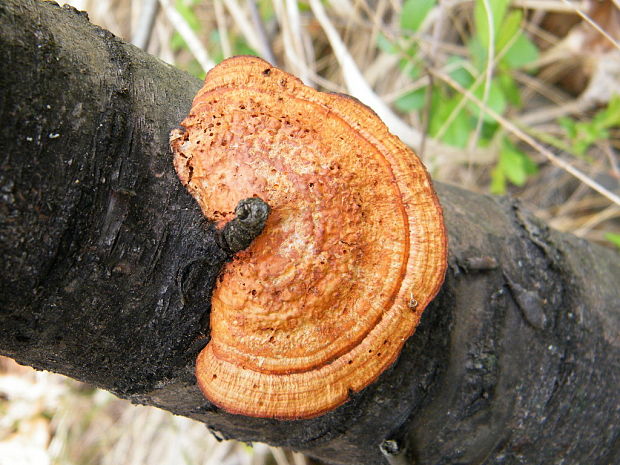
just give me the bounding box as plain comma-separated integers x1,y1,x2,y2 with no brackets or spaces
247,0,277,64
131,0,159,50
158,0,214,72
469,0,495,163
560,0,620,51
214,0,232,59
432,69,620,206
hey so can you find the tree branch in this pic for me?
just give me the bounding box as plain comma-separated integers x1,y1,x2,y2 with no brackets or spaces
0,1,618,464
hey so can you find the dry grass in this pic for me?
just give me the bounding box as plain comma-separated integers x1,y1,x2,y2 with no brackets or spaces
0,357,310,465
54,0,618,241
4,0,619,463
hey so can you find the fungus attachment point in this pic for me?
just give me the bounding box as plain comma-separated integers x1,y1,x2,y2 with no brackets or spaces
170,56,448,419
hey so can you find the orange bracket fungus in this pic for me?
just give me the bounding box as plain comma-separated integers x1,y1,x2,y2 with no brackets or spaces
170,56,448,420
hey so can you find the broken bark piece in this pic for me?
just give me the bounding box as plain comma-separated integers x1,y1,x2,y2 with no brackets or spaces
170,56,448,419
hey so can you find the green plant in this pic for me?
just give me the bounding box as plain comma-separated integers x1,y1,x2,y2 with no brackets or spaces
490,138,538,194
559,95,620,158
170,0,257,78
209,30,257,65
170,0,205,78
605,232,620,250
383,0,540,193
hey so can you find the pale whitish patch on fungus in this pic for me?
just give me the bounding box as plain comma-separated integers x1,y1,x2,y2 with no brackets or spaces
170,56,448,419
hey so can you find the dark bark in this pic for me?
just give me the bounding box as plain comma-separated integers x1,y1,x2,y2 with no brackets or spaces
1,1,618,464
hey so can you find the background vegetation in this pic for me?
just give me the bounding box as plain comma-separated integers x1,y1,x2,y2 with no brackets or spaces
2,0,618,464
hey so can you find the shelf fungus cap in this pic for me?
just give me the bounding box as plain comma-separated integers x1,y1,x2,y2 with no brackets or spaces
170,56,447,419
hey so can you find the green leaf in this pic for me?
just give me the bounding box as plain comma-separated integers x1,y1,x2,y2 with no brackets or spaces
467,37,487,72
595,94,620,128
501,148,527,185
401,0,436,32
474,0,510,48
186,59,206,80
498,72,521,106
490,164,507,194
523,152,538,175
604,232,620,249
170,32,186,52
175,0,200,31
258,0,276,20
398,57,421,79
502,33,539,68
170,0,201,53
232,36,257,57
209,30,225,64
376,33,397,54
560,98,619,157
468,78,507,122
443,111,471,147
559,116,577,139
565,120,603,156
394,88,426,112
429,94,472,148
447,56,474,88
496,10,523,52
606,94,620,125
498,138,537,187
296,1,311,13
481,120,500,142
583,121,605,140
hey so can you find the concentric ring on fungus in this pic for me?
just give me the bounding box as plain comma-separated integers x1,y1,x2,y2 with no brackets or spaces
170,56,448,420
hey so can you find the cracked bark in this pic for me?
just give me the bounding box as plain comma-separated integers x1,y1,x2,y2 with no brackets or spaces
1,1,619,464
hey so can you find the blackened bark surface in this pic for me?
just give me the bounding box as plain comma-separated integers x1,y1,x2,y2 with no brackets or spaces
1,2,618,464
